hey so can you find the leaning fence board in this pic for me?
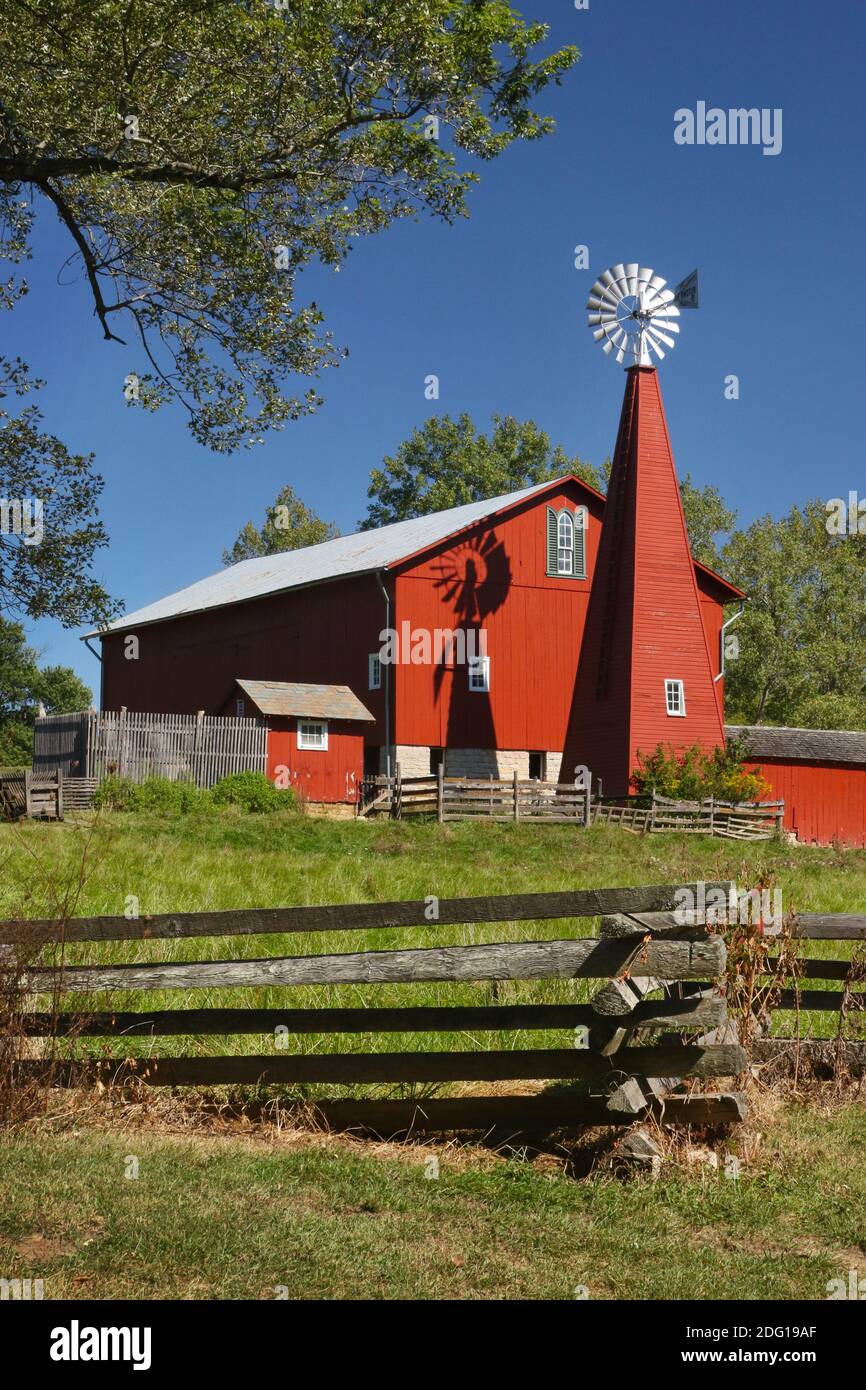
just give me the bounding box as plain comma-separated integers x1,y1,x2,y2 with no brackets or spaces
20,994,727,1037
0,880,733,945
24,935,726,993
301,1091,750,1135
14,1043,745,1086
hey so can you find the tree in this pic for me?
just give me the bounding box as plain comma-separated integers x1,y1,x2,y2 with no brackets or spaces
721,501,866,728
361,413,603,527
679,473,738,570
0,358,116,626
0,1,577,452
223,485,339,564
0,616,91,767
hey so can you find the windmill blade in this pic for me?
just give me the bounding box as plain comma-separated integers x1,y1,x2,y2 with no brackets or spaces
647,325,677,349
643,327,667,359
590,277,622,303
625,263,639,295
610,263,628,293
587,290,620,311
598,268,618,290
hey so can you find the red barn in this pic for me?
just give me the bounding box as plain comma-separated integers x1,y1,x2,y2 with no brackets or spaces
728,725,866,849
91,471,741,797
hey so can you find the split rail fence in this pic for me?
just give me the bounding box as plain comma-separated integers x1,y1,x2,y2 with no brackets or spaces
4,881,749,1136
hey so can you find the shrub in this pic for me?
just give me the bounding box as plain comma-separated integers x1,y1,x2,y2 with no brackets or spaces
632,738,771,804
210,771,296,813
94,775,200,813
93,775,139,811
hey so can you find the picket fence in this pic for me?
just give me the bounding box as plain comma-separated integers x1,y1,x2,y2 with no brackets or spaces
33,710,267,789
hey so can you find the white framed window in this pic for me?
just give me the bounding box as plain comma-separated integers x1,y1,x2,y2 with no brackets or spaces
557,511,574,574
235,698,245,717
368,653,381,690
468,656,490,693
298,718,328,750
665,679,686,717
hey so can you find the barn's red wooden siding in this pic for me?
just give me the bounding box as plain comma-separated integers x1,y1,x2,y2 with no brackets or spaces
100,474,734,766
745,759,866,848
101,574,386,728
390,481,604,751
266,718,363,804
561,367,726,796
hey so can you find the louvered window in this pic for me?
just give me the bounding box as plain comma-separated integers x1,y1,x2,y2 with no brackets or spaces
547,506,587,578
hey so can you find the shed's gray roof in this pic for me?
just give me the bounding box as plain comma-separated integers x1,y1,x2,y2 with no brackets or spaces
93,479,564,636
726,724,866,765
237,679,374,722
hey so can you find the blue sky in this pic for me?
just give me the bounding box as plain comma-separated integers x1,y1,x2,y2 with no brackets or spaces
8,0,866,693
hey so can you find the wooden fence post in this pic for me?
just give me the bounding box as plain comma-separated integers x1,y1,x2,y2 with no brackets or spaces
513,768,519,823
708,796,715,837
56,771,64,821
437,763,444,823
393,763,402,820
24,770,32,818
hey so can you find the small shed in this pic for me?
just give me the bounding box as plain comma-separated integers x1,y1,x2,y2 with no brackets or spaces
728,724,866,848
227,679,375,804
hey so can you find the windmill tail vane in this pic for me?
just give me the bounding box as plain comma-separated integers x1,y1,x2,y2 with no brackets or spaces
587,263,685,367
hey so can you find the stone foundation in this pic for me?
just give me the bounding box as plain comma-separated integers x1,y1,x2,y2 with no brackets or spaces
389,746,567,780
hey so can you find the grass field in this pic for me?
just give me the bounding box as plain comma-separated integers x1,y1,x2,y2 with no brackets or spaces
0,1098,864,1300
2,812,864,1301
1,811,865,1069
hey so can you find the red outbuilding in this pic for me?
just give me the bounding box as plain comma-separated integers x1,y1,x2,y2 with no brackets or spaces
728,725,866,849
224,679,374,805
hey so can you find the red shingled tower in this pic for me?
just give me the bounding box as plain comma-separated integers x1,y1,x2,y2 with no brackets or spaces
562,365,725,797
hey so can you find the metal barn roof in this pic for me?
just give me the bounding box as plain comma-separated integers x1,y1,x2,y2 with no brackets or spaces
92,479,563,636
237,679,375,722
727,724,866,765
90,473,742,638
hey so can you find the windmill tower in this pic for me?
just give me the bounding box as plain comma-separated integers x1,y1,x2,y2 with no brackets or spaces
562,263,724,797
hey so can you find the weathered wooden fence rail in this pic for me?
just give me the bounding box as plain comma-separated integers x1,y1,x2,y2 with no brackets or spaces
9,885,862,1130
33,709,267,788
4,880,748,1135
591,793,784,840
360,768,590,824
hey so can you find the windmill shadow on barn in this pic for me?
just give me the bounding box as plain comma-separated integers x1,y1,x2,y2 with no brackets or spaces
430,526,511,773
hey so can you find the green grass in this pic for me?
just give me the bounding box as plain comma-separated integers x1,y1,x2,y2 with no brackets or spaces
1,813,864,1073
0,1101,864,1299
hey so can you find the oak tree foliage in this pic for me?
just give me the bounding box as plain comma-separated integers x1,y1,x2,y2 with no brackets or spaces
0,0,577,451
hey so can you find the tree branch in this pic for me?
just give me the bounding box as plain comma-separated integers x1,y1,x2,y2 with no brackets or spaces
35,179,127,344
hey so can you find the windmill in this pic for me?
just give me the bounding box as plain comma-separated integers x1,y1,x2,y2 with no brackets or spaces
586,263,698,367
561,262,725,796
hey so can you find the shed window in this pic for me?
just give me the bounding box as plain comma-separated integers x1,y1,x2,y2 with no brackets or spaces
298,719,328,750
468,656,490,693
665,680,686,717
368,653,381,690
546,506,587,578
235,698,245,718
529,751,546,780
